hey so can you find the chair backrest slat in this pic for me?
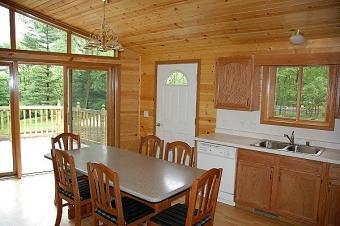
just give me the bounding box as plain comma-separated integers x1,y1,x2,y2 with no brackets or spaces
165,141,195,167
186,168,222,225
139,135,164,159
87,162,125,226
51,133,80,151
52,149,80,201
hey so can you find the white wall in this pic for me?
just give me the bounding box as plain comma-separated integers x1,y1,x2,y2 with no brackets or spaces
216,109,340,149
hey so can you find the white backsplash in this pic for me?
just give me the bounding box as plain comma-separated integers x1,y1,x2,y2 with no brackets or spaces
216,109,340,149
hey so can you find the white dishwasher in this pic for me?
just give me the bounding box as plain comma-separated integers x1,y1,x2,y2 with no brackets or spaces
197,141,237,206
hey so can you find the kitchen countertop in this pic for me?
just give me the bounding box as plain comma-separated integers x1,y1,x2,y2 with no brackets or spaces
195,133,340,165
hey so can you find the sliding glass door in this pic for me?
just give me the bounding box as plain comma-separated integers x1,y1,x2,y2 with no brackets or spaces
0,64,15,176
18,64,64,174
69,68,109,145
0,64,116,177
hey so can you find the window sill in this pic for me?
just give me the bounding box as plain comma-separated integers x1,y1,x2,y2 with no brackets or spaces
260,117,335,131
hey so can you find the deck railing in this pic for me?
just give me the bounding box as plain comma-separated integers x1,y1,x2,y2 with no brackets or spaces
72,102,107,144
0,102,106,144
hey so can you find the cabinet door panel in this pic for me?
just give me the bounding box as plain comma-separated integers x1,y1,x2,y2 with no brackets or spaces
215,57,253,110
336,69,340,118
275,169,321,224
235,160,273,210
325,180,340,226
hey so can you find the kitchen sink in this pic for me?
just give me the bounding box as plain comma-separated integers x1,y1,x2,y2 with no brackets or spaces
254,140,290,149
252,139,323,156
283,145,322,155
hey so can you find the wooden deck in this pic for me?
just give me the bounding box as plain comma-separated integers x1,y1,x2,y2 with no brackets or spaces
0,136,53,174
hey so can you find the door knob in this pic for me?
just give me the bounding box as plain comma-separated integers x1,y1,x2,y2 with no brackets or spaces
156,122,161,127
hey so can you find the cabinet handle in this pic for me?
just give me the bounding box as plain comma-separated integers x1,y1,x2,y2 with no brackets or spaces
278,171,281,182
269,168,273,180
328,182,332,192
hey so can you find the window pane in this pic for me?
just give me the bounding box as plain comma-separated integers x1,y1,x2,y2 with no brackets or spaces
300,66,328,121
18,64,64,173
71,69,108,144
16,13,67,53
166,71,188,86
0,66,14,173
0,6,11,48
274,67,298,119
72,34,115,57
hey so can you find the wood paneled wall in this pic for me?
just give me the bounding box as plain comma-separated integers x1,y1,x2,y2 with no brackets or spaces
119,50,141,151
140,37,340,137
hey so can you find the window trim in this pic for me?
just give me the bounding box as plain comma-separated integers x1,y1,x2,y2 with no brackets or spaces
261,65,337,131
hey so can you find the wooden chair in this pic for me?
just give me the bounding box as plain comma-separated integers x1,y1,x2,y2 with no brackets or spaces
164,141,196,167
51,132,81,151
52,149,91,226
148,168,223,226
87,162,154,226
51,132,86,205
139,135,164,159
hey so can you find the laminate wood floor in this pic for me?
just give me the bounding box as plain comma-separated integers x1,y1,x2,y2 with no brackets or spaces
0,173,293,226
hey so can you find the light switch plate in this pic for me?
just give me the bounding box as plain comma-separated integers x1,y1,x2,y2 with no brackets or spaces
143,111,149,118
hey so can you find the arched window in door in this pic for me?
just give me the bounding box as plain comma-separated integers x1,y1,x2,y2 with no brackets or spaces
165,71,188,86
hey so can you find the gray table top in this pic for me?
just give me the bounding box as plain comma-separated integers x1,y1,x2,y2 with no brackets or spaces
46,143,205,203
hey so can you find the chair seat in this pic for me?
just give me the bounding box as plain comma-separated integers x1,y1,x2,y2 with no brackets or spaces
76,169,87,179
58,179,91,201
150,204,211,226
95,196,154,224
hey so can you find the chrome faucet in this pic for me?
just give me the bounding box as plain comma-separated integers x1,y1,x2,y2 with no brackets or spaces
284,131,295,145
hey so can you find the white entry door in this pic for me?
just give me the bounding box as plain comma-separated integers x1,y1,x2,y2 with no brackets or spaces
156,63,198,146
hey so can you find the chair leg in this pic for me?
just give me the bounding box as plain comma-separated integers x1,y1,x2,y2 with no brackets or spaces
74,203,81,226
54,184,57,205
146,220,159,226
54,194,62,226
93,216,100,226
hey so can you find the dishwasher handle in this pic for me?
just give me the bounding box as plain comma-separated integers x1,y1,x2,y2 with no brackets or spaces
198,142,236,159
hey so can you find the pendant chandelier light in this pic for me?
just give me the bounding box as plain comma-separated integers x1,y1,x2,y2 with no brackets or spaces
84,0,124,52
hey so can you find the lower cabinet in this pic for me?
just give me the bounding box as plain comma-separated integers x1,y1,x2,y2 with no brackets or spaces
235,149,325,226
325,165,340,226
235,160,273,210
274,169,321,224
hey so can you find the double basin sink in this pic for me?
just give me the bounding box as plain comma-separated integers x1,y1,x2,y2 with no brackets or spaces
252,140,323,156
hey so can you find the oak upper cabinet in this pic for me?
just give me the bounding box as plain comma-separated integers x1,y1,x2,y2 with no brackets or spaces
235,149,274,210
325,164,340,226
215,56,259,111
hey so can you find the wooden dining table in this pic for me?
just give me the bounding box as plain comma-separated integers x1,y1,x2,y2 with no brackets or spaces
45,141,205,215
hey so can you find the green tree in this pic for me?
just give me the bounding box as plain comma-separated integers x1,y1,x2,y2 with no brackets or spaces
18,14,66,53
0,67,10,106
72,70,107,110
301,66,328,120
17,15,65,106
275,67,298,117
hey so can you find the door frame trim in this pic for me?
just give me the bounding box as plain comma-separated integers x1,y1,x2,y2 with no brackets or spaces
154,59,201,138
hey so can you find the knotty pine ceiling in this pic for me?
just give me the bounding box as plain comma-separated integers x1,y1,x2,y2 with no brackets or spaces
7,0,340,54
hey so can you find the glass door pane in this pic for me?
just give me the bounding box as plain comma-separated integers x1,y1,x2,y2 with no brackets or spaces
0,65,14,174
70,69,108,144
18,64,64,174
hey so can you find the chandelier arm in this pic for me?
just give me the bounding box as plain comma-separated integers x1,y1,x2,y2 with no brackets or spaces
103,0,106,29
